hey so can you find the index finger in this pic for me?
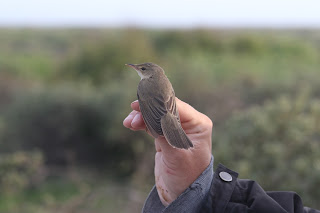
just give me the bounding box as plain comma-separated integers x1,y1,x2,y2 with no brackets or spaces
131,100,140,112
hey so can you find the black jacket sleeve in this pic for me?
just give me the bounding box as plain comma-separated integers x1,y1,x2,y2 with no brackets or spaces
203,163,319,213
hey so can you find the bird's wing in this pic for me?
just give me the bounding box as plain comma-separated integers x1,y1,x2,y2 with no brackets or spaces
160,93,194,149
164,91,179,121
161,112,194,149
138,93,166,138
138,83,193,149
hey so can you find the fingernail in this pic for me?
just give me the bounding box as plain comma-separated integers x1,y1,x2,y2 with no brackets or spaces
131,113,141,126
124,114,134,123
131,100,138,105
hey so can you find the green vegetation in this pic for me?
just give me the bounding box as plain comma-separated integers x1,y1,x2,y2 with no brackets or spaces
0,28,319,212
215,92,320,206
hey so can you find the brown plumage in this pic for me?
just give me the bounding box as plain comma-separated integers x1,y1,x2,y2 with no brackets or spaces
126,62,193,149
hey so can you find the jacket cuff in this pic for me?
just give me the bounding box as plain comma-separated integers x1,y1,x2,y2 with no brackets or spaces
142,155,214,213
206,163,239,213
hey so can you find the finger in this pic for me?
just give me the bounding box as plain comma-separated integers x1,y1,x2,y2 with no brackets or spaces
124,109,147,134
131,100,140,112
123,110,139,128
175,98,200,124
131,112,145,129
176,97,213,133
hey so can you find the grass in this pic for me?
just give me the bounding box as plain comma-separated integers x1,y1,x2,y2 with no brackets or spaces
0,170,151,213
0,178,79,212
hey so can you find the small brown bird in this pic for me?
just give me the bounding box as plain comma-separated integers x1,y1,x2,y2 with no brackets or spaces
126,62,193,149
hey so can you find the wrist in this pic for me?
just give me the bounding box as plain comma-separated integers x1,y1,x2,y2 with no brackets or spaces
143,155,214,212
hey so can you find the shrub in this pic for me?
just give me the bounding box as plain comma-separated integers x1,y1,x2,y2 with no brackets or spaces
215,93,320,209
1,86,150,178
0,151,44,194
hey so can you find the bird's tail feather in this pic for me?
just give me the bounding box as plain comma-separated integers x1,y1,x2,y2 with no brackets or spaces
161,113,194,149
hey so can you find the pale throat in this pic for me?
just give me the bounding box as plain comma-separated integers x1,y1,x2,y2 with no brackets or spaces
136,71,148,79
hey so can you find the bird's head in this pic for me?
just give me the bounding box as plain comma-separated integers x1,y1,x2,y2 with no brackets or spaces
126,62,164,79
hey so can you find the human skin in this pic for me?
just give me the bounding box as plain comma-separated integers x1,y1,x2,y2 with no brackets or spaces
123,98,212,206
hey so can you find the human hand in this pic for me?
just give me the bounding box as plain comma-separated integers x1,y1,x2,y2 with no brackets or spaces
123,98,212,206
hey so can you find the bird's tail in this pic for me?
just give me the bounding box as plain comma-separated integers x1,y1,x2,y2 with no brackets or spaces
160,113,194,149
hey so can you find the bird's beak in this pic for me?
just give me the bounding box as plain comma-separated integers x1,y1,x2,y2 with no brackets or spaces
125,64,137,70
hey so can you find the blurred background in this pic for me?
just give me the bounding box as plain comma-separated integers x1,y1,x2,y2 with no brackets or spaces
1,0,320,212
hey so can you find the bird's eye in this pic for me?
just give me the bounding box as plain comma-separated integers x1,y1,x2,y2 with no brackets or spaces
141,67,146,71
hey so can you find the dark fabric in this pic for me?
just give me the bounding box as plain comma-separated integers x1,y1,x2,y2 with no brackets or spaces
205,163,320,213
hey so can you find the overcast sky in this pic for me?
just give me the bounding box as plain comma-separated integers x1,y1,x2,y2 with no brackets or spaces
1,0,320,28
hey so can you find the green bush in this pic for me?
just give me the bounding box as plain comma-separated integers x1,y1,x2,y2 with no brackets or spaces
1,86,151,178
60,29,157,85
215,93,320,209
0,151,44,194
